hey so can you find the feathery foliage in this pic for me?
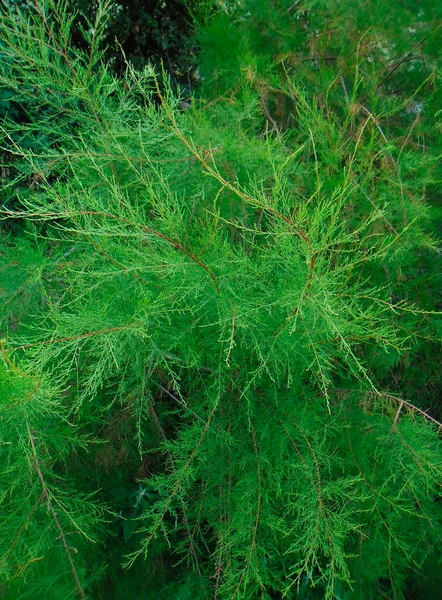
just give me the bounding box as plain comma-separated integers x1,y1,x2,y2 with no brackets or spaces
0,1,441,598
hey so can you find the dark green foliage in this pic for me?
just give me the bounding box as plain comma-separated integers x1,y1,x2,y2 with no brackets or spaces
0,1,441,599
69,0,197,78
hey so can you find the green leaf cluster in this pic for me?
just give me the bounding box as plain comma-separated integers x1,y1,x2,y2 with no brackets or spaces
0,1,441,598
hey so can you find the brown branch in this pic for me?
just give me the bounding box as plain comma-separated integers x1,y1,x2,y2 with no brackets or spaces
392,400,404,428
8,322,142,352
2,208,219,291
151,75,313,258
381,393,442,430
330,389,442,429
0,492,45,572
26,423,86,599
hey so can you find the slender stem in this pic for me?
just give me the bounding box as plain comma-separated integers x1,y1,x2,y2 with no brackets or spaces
8,322,142,352
26,423,86,599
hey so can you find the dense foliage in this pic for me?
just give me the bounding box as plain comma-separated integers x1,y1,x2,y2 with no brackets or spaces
0,1,441,599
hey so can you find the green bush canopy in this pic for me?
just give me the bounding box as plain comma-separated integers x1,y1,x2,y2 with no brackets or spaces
0,1,441,598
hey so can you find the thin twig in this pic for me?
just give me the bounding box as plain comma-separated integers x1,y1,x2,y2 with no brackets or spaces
340,75,350,104
356,183,398,234
8,322,142,352
392,400,404,428
147,399,202,577
151,380,207,425
150,74,313,254
382,393,442,429
26,423,86,599
126,400,218,566
259,90,280,135
1,208,219,291
359,26,440,104
331,389,442,429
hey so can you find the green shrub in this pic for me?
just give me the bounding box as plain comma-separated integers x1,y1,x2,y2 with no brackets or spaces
0,1,441,598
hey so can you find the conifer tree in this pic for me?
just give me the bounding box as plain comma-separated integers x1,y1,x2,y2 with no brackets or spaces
0,1,441,598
